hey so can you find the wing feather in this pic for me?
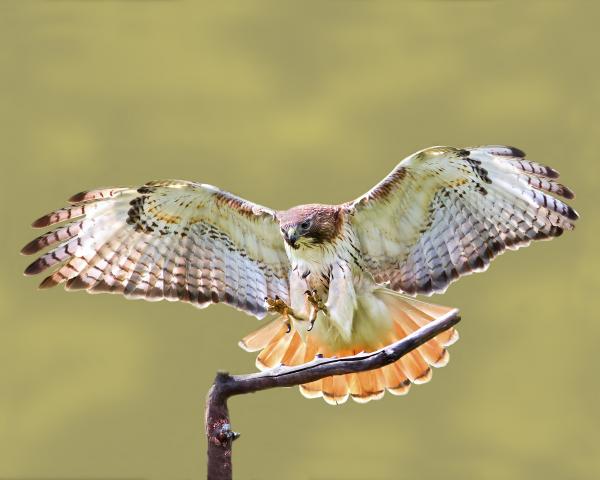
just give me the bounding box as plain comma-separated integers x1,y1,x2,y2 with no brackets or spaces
22,180,290,319
347,146,578,296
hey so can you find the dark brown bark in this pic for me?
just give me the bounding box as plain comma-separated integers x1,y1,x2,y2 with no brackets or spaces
205,308,461,480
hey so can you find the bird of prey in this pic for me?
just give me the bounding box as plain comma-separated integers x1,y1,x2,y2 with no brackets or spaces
22,146,578,404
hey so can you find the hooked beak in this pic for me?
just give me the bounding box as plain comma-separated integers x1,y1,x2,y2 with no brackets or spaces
285,227,299,249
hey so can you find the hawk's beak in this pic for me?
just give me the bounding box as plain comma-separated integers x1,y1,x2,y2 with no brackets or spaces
285,227,299,249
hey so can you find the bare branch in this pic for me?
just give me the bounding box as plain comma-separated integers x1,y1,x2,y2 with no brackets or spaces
205,308,461,480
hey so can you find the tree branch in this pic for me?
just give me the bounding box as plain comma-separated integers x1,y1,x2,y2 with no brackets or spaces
205,308,461,480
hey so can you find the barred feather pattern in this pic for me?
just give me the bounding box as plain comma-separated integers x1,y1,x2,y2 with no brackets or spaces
22,181,290,318
348,146,578,295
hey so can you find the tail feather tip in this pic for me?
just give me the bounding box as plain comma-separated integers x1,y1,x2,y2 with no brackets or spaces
299,384,323,399
412,367,433,385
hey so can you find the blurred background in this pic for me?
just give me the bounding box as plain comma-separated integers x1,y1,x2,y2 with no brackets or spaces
1,1,598,479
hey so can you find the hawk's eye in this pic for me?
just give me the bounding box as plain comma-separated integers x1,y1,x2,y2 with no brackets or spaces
300,220,311,230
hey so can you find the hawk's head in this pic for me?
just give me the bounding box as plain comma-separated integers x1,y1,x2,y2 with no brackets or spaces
277,204,342,250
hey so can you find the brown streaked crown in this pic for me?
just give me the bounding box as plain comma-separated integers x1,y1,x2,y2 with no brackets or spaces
277,204,343,245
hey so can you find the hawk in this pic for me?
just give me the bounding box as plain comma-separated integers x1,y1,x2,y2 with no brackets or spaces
22,146,578,404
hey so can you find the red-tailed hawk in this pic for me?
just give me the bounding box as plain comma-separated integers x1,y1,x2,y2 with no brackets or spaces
22,146,578,404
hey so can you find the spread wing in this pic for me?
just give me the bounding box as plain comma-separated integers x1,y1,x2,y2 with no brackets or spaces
347,146,578,295
22,180,290,319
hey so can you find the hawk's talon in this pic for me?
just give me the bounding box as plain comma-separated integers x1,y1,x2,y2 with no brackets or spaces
305,289,328,331
264,295,297,334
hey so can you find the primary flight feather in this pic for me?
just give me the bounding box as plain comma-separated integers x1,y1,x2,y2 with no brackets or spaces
22,146,578,404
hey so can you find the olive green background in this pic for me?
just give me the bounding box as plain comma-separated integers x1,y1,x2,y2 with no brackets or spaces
1,1,598,479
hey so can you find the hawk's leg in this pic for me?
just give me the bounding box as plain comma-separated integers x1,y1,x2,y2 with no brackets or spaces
305,290,328,331
264,296,301,333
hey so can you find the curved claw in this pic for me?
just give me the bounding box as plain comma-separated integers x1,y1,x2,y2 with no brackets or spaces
264,296,295,334
305,289,327,332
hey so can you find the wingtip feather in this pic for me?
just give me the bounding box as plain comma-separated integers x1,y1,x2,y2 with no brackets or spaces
566,206,580,221
65,276,91,291
21,240,38,255
506,145,526,158
24,260,44,276
561,186,575,200
38,274,60,289
31,216,51,228
68,191,88,203
545,166,560,179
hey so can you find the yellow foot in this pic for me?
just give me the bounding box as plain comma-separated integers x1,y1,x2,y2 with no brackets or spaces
304,290,328,331
264,295,297,333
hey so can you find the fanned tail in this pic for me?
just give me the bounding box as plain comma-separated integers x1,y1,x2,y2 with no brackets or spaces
239,290,458,405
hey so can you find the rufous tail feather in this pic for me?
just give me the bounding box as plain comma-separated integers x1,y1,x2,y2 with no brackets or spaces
239,291,459,405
